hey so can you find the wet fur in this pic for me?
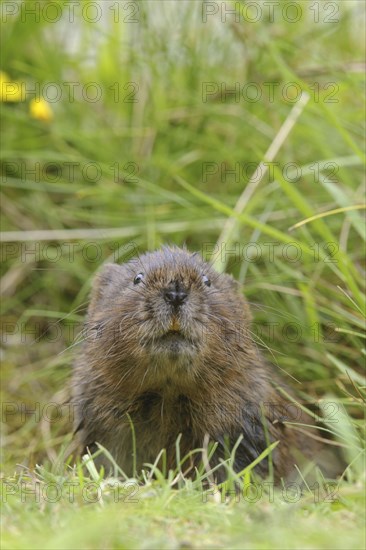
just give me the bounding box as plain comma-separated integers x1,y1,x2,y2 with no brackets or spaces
72,246,327,482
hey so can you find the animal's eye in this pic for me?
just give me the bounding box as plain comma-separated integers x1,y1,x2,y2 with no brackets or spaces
134,273,144,284
202,275,211,287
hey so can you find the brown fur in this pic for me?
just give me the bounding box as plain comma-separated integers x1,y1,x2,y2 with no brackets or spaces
72,246,331,482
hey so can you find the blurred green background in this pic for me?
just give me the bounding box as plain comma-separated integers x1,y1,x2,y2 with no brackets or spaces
1,1,365,549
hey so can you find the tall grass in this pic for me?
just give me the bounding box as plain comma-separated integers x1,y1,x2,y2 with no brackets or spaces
1,1,365,548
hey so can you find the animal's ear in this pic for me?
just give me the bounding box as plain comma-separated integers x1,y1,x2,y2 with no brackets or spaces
220,271,241,293
88,263,124,310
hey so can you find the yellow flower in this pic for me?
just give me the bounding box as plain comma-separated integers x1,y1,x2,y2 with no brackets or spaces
0,71,25,102
1,71,54,121
29,98,53,122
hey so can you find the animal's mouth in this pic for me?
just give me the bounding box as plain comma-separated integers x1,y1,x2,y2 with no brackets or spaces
148,326,200,357
168,315,181,333
157,316,189,342
160,330,185,341
139,315,200,357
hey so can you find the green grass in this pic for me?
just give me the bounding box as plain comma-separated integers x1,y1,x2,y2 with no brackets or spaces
1,1,365,549
2,465,365,550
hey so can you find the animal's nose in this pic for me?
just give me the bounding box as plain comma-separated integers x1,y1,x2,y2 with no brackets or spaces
164,289,188,307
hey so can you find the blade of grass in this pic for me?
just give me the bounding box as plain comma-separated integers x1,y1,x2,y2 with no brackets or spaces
214,93,310,272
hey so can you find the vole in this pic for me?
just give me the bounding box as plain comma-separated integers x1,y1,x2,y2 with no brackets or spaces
72,246,336,483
